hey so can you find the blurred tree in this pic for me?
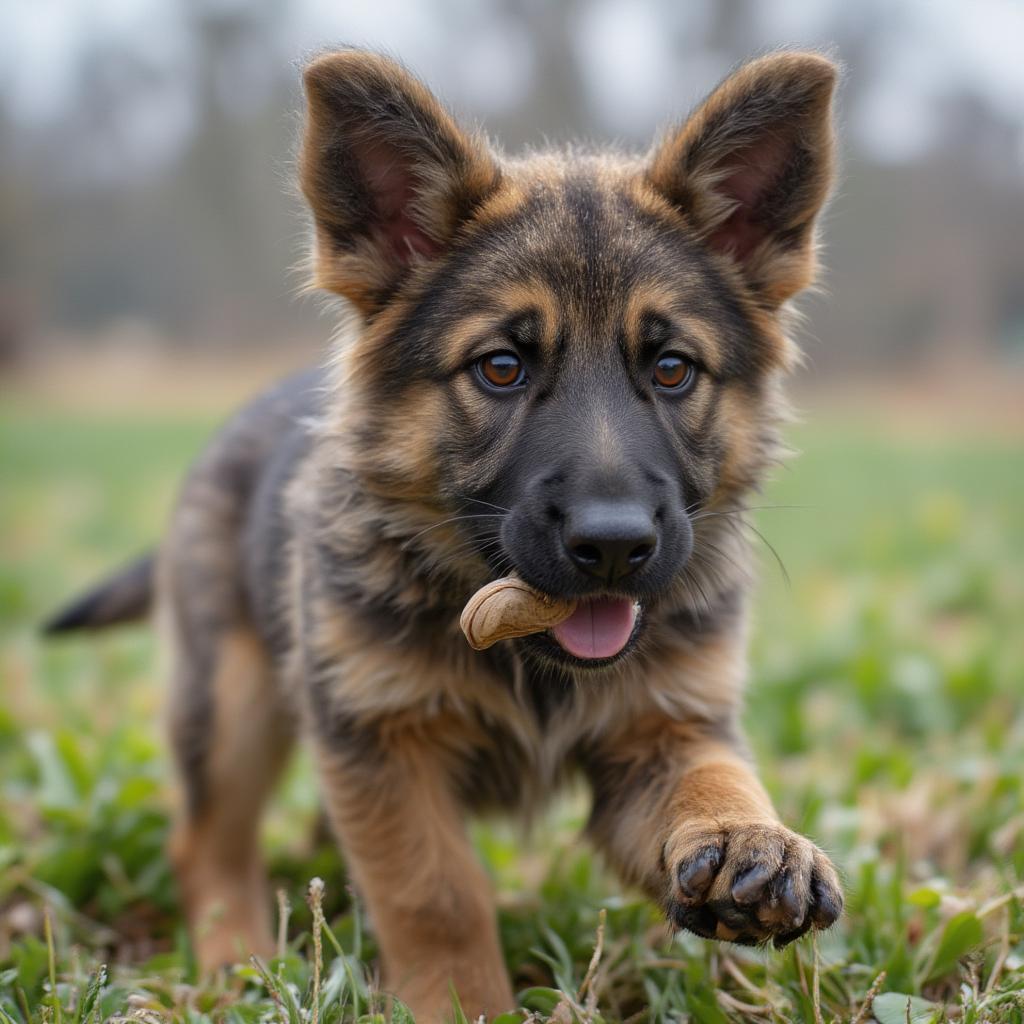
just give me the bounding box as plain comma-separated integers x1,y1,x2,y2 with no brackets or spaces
0,0,1021,373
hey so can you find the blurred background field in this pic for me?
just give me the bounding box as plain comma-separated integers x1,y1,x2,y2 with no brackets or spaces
2,0,1024,1020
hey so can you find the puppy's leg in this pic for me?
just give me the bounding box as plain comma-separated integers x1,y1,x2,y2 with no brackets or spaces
586,718,843,947
313,726,513,1023
167,624,295,970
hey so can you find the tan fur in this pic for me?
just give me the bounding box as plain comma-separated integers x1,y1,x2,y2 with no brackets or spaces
170,628,291,968
315,739,513,1017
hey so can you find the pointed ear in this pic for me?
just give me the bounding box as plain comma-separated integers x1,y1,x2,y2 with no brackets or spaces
299,50,502,312
646,52,838,307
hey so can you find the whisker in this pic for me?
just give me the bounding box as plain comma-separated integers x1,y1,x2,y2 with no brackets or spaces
418,532,503,567
451,494,512,514
693,535,748,578
414,528,514,584
689,548,736,604
690,503,813,525
678,565,711,627
713,515,792,589
401,513,506,548
740,523,790,589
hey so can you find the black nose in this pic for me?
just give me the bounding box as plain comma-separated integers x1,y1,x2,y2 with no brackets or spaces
563,502,657,583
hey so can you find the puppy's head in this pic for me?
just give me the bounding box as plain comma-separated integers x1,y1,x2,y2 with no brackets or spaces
300,49,838,667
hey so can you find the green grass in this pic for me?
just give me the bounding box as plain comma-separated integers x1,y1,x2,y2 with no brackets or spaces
1,398,1022,1022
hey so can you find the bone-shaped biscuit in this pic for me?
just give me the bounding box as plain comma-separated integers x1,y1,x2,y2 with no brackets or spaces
460,576,577,650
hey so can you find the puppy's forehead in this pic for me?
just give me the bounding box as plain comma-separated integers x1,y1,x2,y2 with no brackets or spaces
484,168,681,298
390,160,765,383
459,164,751,367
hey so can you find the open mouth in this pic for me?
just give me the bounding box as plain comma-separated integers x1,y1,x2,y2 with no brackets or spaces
549,596,640,661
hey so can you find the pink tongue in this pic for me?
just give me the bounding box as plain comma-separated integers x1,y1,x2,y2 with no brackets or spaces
551,598,637,660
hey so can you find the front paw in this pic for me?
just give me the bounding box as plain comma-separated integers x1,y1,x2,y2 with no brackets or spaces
664,820,843,948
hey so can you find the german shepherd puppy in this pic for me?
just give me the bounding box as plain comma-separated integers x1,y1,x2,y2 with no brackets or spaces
48,49,843,1020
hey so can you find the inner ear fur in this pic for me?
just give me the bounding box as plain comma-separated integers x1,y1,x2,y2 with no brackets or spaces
299,49,501,312
646,52,839,307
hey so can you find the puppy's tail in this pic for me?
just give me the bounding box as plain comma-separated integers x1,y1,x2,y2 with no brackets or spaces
43,552,155,634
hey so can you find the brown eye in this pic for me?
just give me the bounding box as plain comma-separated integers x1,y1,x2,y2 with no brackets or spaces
653,353,696,392
477,351,526,389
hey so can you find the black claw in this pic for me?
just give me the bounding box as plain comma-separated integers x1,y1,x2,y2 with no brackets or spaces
772,919,812,949
677,844,722,901
673,904,719,939
810,875,843,928
711,899,758,932
773,870,806,929
731,862,772,904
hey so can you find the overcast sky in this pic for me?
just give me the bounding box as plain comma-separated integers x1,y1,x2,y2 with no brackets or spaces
3,0,1023,174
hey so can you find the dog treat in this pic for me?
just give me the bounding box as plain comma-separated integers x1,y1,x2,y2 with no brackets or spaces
460,576,577,650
